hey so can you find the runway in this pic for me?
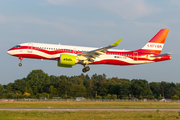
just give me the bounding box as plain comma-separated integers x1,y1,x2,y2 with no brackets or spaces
0,108,180,111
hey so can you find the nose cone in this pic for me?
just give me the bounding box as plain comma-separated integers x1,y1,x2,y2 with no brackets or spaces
7,49,12,55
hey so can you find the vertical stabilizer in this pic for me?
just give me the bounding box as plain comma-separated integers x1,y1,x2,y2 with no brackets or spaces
139,29,169,54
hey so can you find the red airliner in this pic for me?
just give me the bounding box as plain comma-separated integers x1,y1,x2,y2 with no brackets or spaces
7,29,172,72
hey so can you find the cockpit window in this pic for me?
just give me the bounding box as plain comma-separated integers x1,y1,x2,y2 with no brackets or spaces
14,45,21,48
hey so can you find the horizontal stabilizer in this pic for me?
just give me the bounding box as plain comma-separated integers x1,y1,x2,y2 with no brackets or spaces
150,53,172,58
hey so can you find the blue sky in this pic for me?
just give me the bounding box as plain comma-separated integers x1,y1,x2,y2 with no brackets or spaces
0,0,180,84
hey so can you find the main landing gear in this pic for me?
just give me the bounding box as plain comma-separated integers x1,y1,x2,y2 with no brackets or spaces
82,66,90,73
19,57,23,67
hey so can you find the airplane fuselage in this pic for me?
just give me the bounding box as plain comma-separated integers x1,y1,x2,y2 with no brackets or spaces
7,29,172,72
7,42,171,66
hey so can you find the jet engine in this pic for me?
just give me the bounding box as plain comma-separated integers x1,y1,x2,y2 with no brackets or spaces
58,54,77,68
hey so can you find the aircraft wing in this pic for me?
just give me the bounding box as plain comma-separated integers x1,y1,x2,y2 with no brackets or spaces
77,38,122,63
150,53,172,58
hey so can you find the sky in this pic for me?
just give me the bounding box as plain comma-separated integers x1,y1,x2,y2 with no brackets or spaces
0,0,180,84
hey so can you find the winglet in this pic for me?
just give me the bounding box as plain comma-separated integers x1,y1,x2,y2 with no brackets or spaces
111,38,122,46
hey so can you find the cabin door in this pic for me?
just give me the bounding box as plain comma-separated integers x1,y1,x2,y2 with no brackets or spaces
73,48,76,54
133,52,138,61
27,43,33,53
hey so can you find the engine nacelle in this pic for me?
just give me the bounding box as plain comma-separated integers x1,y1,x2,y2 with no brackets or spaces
58,54,77,68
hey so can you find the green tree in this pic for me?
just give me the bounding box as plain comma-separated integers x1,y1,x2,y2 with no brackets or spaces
26,70,50,94
15,90,23,99
96,96,102,99
40,92,49,98
49,85,58,98
109,84,121,95
120,80,131,99
150,82,161,98
146,95,155,100
28,87,34,97
131,79,152,98
6,92,16,99
107,94,111,99
0,84,4,93
25,87,28,92
111,94,117,99
49,85,54,95
171,95,179,100
14,79,27,93
70,84,87,98
6,84,14,92
98,83,108,96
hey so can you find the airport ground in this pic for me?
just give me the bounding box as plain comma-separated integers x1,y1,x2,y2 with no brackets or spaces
0,101,180,109
1,110,180,120
0,101,180,119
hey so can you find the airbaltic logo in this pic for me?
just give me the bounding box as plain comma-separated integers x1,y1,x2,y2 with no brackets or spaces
143,43,164,50
63,58,72,61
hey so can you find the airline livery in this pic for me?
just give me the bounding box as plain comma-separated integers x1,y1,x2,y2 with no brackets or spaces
7,29,172,72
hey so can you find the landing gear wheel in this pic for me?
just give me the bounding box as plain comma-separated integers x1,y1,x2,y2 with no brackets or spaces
85,66,90,71
82,66,90,73
18,57,23,67
19,63,22,67
82,68,86,73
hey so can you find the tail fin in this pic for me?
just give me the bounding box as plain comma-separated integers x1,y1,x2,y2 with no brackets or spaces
138,29,169,54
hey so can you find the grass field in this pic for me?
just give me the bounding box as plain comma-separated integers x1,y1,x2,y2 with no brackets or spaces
1,110,180,120
0,101,180,109
1,101,180,119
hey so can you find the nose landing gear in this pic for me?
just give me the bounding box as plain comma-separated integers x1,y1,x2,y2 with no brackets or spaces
19,57,23,67
19,63,22,67
82,66,90,73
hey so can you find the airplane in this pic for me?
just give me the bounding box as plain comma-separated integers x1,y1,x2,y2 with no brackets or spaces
7,29,172,72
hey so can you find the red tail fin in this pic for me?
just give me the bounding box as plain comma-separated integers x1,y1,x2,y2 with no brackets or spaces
138,29,169,54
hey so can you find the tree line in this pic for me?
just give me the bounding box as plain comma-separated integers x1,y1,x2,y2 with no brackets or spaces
0,69,179,100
